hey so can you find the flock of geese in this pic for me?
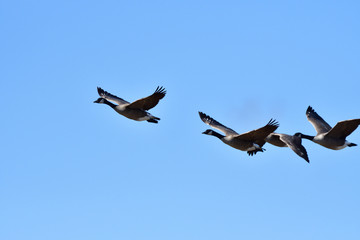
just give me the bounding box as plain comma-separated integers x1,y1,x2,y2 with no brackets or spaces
94,86,360,163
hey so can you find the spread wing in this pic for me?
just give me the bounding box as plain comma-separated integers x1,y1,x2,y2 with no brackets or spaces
127,86,166,110
326,119,360,139
198,112,238,136
235,119,279,141
265,133,286,147
306,106,332,134
279,134,309,163
97,87,129,105
247,132,281,156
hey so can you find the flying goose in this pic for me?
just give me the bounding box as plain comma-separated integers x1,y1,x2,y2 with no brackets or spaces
297,106,360,150
94,86,166,123
248,133,310,163
199,112,279,154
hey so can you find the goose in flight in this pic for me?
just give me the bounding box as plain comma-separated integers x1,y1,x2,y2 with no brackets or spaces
297,106,360,150
248,133,310,163
94,86,166,123
199,112,279,154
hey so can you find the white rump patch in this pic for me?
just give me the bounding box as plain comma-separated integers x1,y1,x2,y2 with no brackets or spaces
137,116,151,121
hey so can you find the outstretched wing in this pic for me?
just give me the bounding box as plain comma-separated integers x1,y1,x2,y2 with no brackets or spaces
198,112,238,136
306,106,332,134
279,134,309,163
326,119,360,139
97,87,129,105
127,86,166,110
247,132,282,156
235,119,279,141
264,133,286,147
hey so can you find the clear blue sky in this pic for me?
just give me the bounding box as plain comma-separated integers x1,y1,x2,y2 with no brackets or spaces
1,1,360,239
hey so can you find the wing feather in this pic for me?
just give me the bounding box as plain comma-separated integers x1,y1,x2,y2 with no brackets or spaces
198,112,238,136
235,119,279,141
127,86,166,110
97,87,129,105
279,134,309,163
326,119,360,139
306,106,332,134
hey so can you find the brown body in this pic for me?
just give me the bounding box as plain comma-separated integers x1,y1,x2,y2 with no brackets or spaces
94,86,166,123
298,106,360,150
199,112,279,154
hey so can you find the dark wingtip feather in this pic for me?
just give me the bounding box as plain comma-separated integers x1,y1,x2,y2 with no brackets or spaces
198,111,206,119
267,118,280,128
155,86,166,95
306,106,315,114
300,146,310,163
97,87,105,96
198,111,212,124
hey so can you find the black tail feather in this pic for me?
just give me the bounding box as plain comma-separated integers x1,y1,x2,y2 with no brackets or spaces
147,119,158,123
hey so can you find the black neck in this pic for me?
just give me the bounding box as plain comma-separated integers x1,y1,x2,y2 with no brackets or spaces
103,99,117,108
301,134,314,141
210,131,225,139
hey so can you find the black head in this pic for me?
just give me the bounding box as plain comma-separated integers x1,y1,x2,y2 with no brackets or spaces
202,129,214,135
202,129,224,139
294,132,303,138
94,98,106,104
